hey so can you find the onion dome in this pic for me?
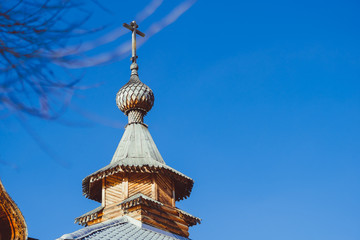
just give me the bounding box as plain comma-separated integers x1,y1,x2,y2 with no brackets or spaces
116,62,154,123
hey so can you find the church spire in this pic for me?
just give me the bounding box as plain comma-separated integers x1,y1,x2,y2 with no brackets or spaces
116,21,154,125
66,20,200,239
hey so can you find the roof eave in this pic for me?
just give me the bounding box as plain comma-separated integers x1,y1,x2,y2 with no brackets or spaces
82,164,194,203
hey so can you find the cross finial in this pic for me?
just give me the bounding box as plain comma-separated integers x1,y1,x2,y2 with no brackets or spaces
123,21,145,63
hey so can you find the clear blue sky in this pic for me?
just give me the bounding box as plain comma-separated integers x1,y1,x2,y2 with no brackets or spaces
1,0,360,239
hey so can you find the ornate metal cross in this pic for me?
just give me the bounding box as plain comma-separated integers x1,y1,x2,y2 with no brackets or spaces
123,21,145,63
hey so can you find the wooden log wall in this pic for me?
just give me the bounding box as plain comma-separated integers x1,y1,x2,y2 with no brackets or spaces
103,173,175,208
125,204,190,237
156,174,174,207
103,204,125,220
91,172,190,237
105,174,125,206
128,173,152,198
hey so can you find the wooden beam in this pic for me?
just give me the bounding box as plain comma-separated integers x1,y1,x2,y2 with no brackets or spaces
172,180,176,207
102,178,106,207
152,174,158,200
123,175,128,198
142,215,189,238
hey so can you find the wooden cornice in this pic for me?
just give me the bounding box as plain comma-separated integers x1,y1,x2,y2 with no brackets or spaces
83,165,193,203
76,193,200,237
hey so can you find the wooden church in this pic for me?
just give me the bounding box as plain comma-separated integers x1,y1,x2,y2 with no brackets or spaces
57,21,201,240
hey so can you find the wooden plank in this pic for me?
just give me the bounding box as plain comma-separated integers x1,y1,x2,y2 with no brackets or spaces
128,173,152,197
142,205,188,226
105,193,122,202
107,184,122,190
106,189,123,197
105,179,124,205
107,186,122,193
172,180,176,207
152,174,158,200
107,177,123,183
142,210,189,231
87,218,102,226
157,175,173,206
157,174,173,190
103,209,123,220
142,215,189,237
123,175,128,198
102,178,105,207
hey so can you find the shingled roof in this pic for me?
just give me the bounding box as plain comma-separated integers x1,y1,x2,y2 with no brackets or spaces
82,123,194,202
58,216,189,240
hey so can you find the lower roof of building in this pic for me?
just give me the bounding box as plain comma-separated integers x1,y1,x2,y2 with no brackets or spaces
58,215,190,240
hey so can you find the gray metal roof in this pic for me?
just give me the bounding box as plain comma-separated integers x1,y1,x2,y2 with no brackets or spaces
58,216,189,240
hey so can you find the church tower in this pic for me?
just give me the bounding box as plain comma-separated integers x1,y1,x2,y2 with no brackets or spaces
58,21,200,240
